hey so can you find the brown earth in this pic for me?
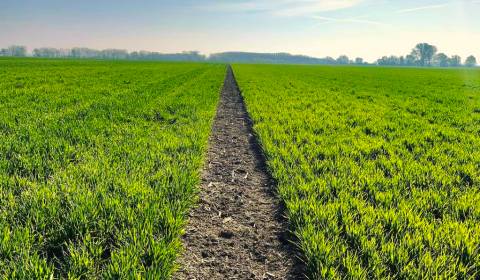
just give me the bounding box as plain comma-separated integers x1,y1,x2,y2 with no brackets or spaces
174,66,303,279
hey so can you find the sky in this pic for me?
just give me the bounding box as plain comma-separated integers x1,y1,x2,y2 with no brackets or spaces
0,0,479,62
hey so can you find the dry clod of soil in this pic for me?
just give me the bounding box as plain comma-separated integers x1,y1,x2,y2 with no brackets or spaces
174,66,302,279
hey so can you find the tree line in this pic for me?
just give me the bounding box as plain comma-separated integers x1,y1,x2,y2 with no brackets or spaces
376,43,477,67
0,43,477,67
0,46,205,61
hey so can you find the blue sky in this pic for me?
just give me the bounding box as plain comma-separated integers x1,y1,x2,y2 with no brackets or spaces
1,0,479,62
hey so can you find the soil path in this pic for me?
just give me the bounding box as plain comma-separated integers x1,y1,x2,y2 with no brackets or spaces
174,66,300,279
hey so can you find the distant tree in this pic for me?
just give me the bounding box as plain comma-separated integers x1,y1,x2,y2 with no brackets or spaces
449,55,462,67
180,51,206,61
410,43,437,66
14,45,27,56
377,56,389,65
1,45,27,57
465,55,477,67
355,57,364,64
71,47,101,58
377,56,402,66
33,47,71,58
336,55,350,65
405,54,417,66
33,48,50,57
101,49,129,59
433,53,449,67
324,56,336,64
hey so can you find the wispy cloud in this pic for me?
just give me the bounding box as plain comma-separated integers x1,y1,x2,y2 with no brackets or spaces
203,0,364,17
395,3,449,14
312,15,387,26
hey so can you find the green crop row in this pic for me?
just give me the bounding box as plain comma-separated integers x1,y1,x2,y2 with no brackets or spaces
0,58,225,279
233,64,480,279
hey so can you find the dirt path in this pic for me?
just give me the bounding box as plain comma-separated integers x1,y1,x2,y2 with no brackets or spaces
174,66,301,279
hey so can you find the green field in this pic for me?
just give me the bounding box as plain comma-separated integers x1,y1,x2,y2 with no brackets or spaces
0,58,224,278
234,65,480,279
2,58,480,279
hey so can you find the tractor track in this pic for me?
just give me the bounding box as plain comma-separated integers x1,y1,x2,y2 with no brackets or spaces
174,66,302,279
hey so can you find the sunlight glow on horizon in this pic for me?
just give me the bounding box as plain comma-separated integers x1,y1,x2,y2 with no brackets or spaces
0,0,479,63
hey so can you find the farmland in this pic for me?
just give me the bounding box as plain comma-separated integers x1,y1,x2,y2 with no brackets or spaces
233,65,480,279
1,57,480,280
0,58,225,278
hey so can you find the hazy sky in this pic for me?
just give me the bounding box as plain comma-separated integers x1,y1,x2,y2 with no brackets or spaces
1,0,479,62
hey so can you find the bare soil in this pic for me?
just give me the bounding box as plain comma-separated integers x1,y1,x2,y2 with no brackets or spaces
174,66,302,279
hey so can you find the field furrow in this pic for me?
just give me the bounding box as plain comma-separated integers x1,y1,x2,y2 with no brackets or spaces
175,66,299,279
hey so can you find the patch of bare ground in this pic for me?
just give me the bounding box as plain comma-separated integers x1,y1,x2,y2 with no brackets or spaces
174,66,303,279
